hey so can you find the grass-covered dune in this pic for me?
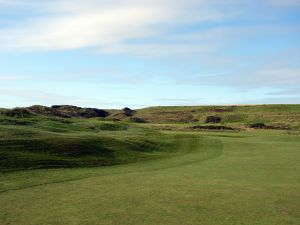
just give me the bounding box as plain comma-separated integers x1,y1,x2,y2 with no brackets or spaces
134,104,300,129
2,104,300,130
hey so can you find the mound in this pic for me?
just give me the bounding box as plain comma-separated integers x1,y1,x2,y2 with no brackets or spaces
0,107,33,117
52,105,109,118
0,126,180,171
29,105,70,118
1,105,109,119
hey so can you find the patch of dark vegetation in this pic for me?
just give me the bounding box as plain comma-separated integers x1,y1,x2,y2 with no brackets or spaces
79,108,109,118
129,117,147,123
249,123,290,130
250,123,267,129
192,125,235,130
205,116,222,123
122,107,136,116
51,105,80,110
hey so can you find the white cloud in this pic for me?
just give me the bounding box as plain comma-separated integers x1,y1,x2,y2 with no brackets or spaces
0,0,298,56
0,0,298,54
0,0,231,52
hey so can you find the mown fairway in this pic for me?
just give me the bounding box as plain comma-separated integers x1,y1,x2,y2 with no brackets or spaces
1,129,299,225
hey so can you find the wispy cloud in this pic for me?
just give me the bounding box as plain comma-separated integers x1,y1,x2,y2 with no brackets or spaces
170,65,300,89
0,0,231,52
0,0,298,57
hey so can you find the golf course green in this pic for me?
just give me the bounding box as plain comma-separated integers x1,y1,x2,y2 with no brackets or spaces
1,121,299,224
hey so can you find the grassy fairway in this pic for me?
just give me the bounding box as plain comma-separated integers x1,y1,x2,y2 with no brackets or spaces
1,130,299,225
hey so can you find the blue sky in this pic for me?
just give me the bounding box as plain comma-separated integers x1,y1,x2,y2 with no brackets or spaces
0,0,299,108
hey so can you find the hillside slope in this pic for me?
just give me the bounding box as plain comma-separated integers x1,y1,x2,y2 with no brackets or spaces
134,105,300,129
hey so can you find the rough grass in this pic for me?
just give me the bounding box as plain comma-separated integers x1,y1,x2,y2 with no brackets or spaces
135,105,300,129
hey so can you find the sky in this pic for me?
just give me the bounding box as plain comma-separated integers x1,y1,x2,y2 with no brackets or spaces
0,0,299,109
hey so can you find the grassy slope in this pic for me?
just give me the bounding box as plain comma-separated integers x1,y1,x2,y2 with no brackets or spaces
0,131,299,225
0,116,202,172
135,105,300,129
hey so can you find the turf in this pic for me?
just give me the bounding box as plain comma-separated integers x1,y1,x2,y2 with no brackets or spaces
1,129,300,225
